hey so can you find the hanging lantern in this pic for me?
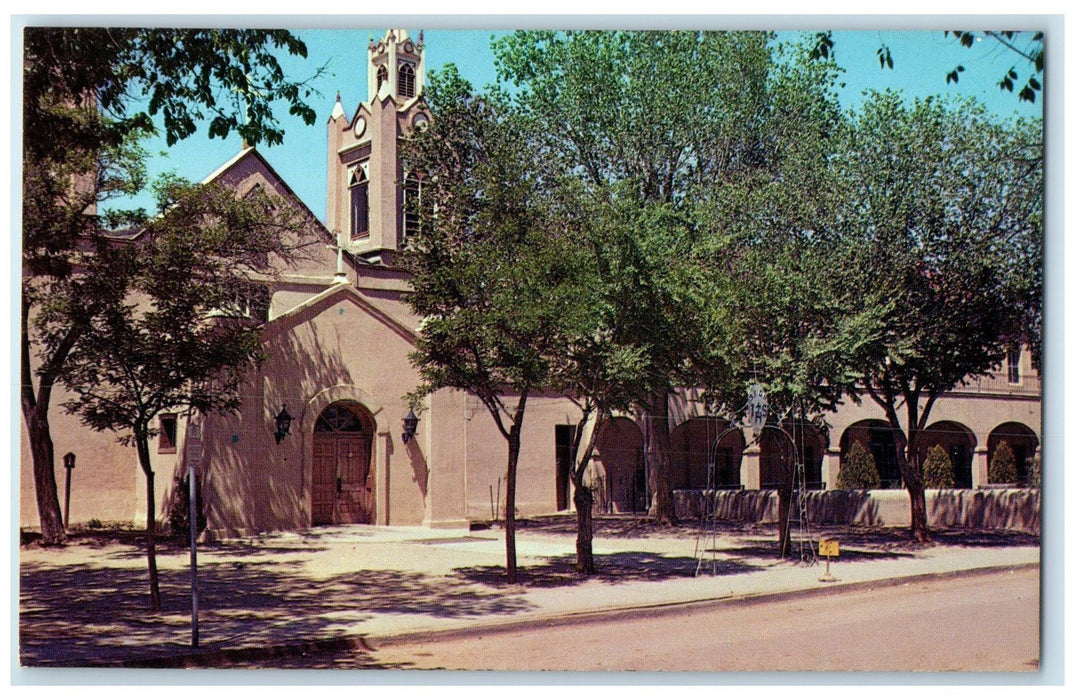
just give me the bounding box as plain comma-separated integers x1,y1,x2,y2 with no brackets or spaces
274,406,293,444
402,409,419,444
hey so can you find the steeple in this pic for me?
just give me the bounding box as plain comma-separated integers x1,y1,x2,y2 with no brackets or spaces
326,30,432,264
366,29,426,104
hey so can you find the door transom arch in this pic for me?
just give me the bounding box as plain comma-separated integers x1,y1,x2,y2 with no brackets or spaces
311,401,375,525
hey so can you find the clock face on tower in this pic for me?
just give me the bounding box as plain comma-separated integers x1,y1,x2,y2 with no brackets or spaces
353,117,366,138
412,113,429,131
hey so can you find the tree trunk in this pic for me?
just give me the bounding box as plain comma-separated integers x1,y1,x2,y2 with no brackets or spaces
901,432,931,544
21,299,68,546
644,391,676,525
504,423,521,584
573,483,595,575
24,406,67,546
907,483,930,543
136,434,162,611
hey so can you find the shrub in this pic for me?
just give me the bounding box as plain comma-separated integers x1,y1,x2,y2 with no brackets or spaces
168,474,206,536
837,440,881,489
1030,452,1041,488
922,444,954,489
989,440,1018,484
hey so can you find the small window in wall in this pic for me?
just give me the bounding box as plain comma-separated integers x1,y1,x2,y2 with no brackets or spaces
1007,347,1021,384
376,64,388,92
399,63,415,98
159,414,178,454
349,167,370,239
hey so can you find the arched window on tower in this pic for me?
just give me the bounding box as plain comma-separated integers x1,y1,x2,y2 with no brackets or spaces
376,64,388,93
399,63,415,98
349,166,370,239
403,171,428,241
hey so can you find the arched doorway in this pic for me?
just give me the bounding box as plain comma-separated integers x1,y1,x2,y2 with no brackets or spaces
672,418,717,489
840,420,905,489
593,417,645,513
311,402,376,525
917,421,976,488
668,418,744,489
988,422,1039,487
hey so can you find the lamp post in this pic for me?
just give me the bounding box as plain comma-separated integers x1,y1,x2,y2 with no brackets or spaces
62,452,75,529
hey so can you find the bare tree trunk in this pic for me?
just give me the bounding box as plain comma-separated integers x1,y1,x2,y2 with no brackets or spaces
900,429,931,544
907,483,929,543
568,407,603,577
573,484,595,575
504,425,520,584
136,434,162,611
644,391,676,525
24,407,67,546
21,301,69,546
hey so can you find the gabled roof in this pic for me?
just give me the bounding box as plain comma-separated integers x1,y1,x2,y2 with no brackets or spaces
201,146,330,244
260,281,418,346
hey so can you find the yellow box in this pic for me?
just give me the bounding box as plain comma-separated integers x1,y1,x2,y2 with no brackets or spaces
818,538,840,557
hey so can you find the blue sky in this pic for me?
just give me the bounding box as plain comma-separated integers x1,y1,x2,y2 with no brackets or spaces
114,28,1044,223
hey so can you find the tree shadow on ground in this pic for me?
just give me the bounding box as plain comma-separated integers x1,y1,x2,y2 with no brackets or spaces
453,550,762,589
20,553,532,667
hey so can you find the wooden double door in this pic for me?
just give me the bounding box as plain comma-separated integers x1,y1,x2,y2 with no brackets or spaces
311,403,375,525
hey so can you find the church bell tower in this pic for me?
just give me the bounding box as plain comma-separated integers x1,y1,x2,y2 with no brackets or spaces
326,29,430,264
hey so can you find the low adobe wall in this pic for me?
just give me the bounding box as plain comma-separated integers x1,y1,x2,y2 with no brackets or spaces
673,488,1040,534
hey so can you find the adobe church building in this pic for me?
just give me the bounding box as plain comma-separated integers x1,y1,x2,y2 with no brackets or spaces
20,30,1042,538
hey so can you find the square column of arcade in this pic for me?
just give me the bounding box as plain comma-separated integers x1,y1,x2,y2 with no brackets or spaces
973,448,989,488
740,444,762,490
822,449,841,490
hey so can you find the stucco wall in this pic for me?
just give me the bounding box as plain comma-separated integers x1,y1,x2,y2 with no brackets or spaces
674,488,1041,534
200,285,434,537
20,382,183,530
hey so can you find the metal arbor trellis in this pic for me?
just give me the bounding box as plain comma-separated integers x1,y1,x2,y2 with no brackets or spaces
694,383,818,576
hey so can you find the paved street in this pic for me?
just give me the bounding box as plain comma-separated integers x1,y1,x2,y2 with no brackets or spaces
359,567,1039,671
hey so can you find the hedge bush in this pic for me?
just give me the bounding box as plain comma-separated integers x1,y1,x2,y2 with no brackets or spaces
989,440,1018,484
923,443,954,489
837,439,881,489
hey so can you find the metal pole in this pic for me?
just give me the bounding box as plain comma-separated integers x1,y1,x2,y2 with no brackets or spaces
189,460,199,648
186,420,202,649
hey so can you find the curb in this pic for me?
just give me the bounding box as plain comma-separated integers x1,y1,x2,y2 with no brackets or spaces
118,562,1039,668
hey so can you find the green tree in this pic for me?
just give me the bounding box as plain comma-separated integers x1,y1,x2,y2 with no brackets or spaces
836,441,881,490
989,441,1018,485
922,444,955,489
552,199,684,574
836,91,1042,542
493,30,776,524
22,27,319,545
696,39,879,557
57,180,301,610
401,68,589,583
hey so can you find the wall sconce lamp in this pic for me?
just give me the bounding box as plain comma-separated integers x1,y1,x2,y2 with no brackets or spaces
274,406,293,444
402,409,419,444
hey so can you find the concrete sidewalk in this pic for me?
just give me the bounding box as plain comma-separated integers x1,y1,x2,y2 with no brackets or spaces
17,518,1040,668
